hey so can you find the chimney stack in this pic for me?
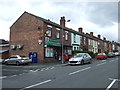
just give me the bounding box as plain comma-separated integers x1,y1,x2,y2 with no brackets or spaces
60,16,66,27
98,34,101,39
78,27,83,33
90,32,93,36
103,37,106,41
86,33,89,35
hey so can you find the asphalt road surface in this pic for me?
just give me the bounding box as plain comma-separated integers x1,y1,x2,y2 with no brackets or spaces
1,56,120,90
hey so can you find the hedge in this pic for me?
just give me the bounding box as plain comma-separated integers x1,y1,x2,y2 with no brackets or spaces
72,50,95,58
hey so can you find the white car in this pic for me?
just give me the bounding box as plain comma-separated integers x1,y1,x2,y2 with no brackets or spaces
114,52,120,56
4,55,32,65
68,53,92,65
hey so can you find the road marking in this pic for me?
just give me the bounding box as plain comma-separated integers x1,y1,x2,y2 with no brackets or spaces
106,79,117,90
20,79,52,90
19,73,25,76
2,69,19,71
50,67,55,69
69,67,91,75
10,75,17,77
96,62,106,66
41,68,46,71
109,60,114,62
0,76,7,79
102,60,106,62
45,68,49,70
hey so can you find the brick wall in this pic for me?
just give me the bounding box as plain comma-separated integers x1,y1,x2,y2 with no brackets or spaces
10,12,45,62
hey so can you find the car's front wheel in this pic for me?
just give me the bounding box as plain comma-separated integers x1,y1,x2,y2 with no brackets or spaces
16,61,20,66
5,61,8,65
81,60,84,65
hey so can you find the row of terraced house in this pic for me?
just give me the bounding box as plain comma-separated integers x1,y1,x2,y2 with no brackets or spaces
4,11,120,63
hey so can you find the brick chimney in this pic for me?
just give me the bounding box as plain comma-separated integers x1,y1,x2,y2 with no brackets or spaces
86,33,89,35
103,37,106,41
60,16,66,27
78,27,83,33
90,32,93,37
98,34,101,39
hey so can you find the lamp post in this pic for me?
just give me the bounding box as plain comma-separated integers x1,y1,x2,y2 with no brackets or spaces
61,20,70,64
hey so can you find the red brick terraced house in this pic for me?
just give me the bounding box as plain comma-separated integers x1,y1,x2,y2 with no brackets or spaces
10,12,73,63
78,28,98,52
10,11,120,63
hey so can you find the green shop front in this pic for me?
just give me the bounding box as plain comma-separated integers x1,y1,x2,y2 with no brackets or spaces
44,37,62,62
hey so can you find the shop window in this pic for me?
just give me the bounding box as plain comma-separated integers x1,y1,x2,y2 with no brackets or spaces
47,25,52,37
56,28,60,38
45,47,54,57
65,31,68,40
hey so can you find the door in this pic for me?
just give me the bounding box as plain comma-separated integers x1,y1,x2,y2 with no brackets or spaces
9,56,18,64
84,54,89,63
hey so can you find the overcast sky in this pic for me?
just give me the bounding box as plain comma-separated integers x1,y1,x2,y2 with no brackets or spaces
0,0,119,43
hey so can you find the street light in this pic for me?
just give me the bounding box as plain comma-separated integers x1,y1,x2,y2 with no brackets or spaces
61,20,70,64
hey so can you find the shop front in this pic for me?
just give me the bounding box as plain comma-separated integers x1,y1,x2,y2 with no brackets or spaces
44,37,62,62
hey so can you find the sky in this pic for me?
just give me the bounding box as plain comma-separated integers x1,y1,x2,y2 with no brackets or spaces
0,0,119,43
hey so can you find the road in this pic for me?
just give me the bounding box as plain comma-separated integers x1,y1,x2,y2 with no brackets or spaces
1,56,120,89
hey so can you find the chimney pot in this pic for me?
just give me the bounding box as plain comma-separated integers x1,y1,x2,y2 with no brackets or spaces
90,32,93,36
78,27,83,33
103,37,106,41
98,34,101,39
60,16,66,27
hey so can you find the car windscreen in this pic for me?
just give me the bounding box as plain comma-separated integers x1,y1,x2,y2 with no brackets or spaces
19,56,26,58
73,54,83,58
98,53,103,55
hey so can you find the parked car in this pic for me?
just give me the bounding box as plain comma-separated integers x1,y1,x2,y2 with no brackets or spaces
107,52,115,57
3,55,32,65
68,53,92,65
96,53,107,59
114,52,120,56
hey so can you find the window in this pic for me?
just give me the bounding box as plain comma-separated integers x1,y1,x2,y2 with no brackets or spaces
65,31,68,40
80,36,82,44
84,37,86,45
47,25,52,37
56,28,60,38
74,34,76,43
89,39,90,45
98,42,100,45
45,47,54,57
74,47,76,50
10,56,17,58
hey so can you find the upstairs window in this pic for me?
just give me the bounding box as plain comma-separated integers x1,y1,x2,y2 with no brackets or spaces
74,34,76,43
47,25,52,37
98,42,100,45
56,28,60,38
84,37,86,45
88,39,91,45
65,31,68,40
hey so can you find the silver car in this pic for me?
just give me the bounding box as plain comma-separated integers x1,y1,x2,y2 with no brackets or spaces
107,52,115,57
4,55,32,65
68,53,92,65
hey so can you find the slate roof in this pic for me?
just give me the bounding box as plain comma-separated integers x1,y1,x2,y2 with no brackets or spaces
27,12,98,41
